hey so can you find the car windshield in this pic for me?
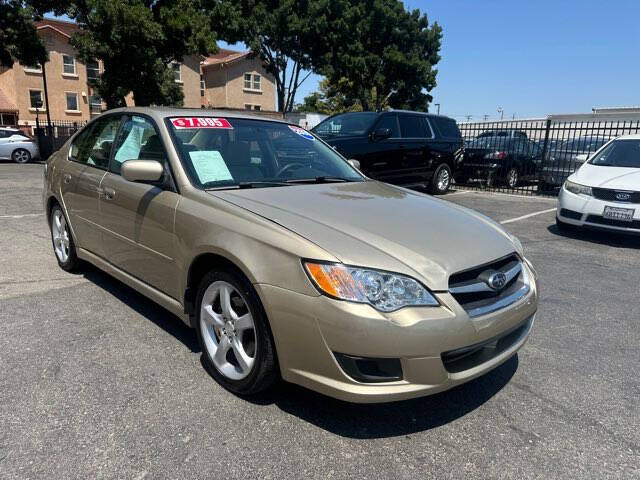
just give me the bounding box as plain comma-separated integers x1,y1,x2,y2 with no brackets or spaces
563,137,607,151
312,112,378,137
589,139,640,168
167,116,364,189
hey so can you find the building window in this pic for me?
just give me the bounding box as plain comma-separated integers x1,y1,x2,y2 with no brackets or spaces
62,55,76,75
86,59,100,82
244,104,261,111
244,73,261,91
171,62,182,82
29,90,43,109
89,94,102,114
66,92,79,111
254,105,261,111
200,74,205,96
24,63,42,73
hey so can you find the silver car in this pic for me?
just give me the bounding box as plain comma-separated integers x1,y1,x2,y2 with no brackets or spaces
0,127,40,163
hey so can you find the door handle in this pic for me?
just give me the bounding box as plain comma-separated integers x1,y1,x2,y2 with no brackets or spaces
101,187,116,200
63,173,71,184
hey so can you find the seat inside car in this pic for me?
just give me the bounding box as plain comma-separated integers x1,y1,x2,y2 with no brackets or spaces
223,141,263,182
139,134,165,161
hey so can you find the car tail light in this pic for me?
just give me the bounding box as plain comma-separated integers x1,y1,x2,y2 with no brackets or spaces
484,151,508,160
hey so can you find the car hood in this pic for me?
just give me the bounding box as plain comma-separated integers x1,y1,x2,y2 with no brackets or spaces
572,163,640,189
211,181,518,291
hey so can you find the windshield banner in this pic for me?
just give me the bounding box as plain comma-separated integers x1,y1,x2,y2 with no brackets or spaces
171,117,233,129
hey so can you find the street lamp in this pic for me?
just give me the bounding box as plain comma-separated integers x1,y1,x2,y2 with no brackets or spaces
434,103,441,115
497,107,504,120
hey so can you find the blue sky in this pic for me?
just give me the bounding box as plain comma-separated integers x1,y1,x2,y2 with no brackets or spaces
225,0,640,119
55,1,640,119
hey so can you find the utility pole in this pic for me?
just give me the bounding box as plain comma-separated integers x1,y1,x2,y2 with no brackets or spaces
434,103,440,115
497,106,504,120
483,114,489,121
465,115,472,121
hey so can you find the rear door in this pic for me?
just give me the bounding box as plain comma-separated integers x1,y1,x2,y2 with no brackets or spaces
59,115,122,256
99,114,181,298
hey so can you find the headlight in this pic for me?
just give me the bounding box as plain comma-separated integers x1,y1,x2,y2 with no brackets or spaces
564,180,592,196
304,261,439,312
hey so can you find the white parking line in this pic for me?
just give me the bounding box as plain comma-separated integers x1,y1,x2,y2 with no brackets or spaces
500,207,557,224
0,213,41,219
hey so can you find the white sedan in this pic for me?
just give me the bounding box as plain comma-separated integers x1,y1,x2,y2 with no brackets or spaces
557,134,640,234
0,127,40,163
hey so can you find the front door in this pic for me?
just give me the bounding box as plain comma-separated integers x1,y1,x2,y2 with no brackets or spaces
99,114,180,299
59,115,122,257
360,113,403,181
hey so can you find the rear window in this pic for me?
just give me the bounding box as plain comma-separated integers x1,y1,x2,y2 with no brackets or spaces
431,117,461,139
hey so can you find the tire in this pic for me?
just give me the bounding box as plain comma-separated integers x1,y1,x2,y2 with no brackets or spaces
50,204,81,271
12,148,31,164
429,164,452,195
505,167,519,189
195,269,278,396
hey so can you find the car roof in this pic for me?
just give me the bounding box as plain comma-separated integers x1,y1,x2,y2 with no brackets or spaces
104,106,290,125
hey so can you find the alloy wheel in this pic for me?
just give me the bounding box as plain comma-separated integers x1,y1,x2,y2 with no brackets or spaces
200,281,257,380
13,149,30,164
437,167,450,191
51,209,70,263
507,169,518,188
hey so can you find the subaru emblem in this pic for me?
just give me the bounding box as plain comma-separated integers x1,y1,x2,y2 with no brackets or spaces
487,272,507,290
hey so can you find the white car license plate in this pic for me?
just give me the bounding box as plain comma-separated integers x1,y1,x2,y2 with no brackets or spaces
603,206,635,222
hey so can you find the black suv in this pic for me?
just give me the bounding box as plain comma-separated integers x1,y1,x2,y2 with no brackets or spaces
312,110,463,194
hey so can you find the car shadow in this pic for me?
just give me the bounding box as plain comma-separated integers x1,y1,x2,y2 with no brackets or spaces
242,355,519,439
548,224,640,248
81,264,200,353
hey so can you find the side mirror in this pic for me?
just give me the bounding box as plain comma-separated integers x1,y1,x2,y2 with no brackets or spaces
348,159,361,170
574,153,589,162
121,159,164,183
372,128,392,141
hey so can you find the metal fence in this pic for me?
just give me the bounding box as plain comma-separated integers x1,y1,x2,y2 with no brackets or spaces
455,119,640,196
31,119,86,160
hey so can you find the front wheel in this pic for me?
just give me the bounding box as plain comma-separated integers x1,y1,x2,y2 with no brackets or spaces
429,164,452,195
12,148,31,164
195,269,278,395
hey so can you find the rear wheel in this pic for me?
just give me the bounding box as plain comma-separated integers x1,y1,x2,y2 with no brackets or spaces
505,167,519,189
50,204,80,271
429,164,452,195
12,148,31,164
195,269,278,395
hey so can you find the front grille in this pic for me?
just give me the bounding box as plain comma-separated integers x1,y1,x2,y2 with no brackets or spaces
448,254,530,317
560,208,582,220
592,187,640,203
585,215,640,229
441,317,532,373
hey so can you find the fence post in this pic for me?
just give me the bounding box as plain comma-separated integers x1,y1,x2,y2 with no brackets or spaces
540,118,551,162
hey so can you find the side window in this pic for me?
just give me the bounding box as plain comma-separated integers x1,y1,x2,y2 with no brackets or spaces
399,115,427,138
111,116,166,175
374,114,399,138
69,117,119,167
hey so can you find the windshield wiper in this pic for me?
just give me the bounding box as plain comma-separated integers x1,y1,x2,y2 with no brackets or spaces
284,176,357,184
237,181,291,189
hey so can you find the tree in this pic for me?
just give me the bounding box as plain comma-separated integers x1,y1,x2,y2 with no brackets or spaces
297,77,364,114
222,0,355,113
68,0,217,108
0,0,69,67
321,0,442,112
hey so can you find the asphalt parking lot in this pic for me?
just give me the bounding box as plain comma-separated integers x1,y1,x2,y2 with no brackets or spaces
1,163,639,479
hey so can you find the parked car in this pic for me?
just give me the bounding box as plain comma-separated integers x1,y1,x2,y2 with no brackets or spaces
557,135,640,234
312,110,463,194
44,107,537,403
0,127,39,163
539,136,609,190
475,130,528,141
456,136,541,188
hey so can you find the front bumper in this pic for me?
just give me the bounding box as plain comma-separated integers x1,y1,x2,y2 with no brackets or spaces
557,187,640,233
255,263,537,403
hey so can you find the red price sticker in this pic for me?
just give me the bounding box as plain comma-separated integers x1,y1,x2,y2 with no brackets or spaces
171,117,233,129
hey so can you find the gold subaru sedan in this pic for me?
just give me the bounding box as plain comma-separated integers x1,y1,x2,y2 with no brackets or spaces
43,107,537,403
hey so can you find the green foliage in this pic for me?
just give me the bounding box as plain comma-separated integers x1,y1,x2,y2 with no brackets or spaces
297,78,364,114
320,0,442,112
223,0,355,113
69,0,217,108
0,0,70,67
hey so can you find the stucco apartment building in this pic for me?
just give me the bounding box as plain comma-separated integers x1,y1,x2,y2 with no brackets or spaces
0,18,276,127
